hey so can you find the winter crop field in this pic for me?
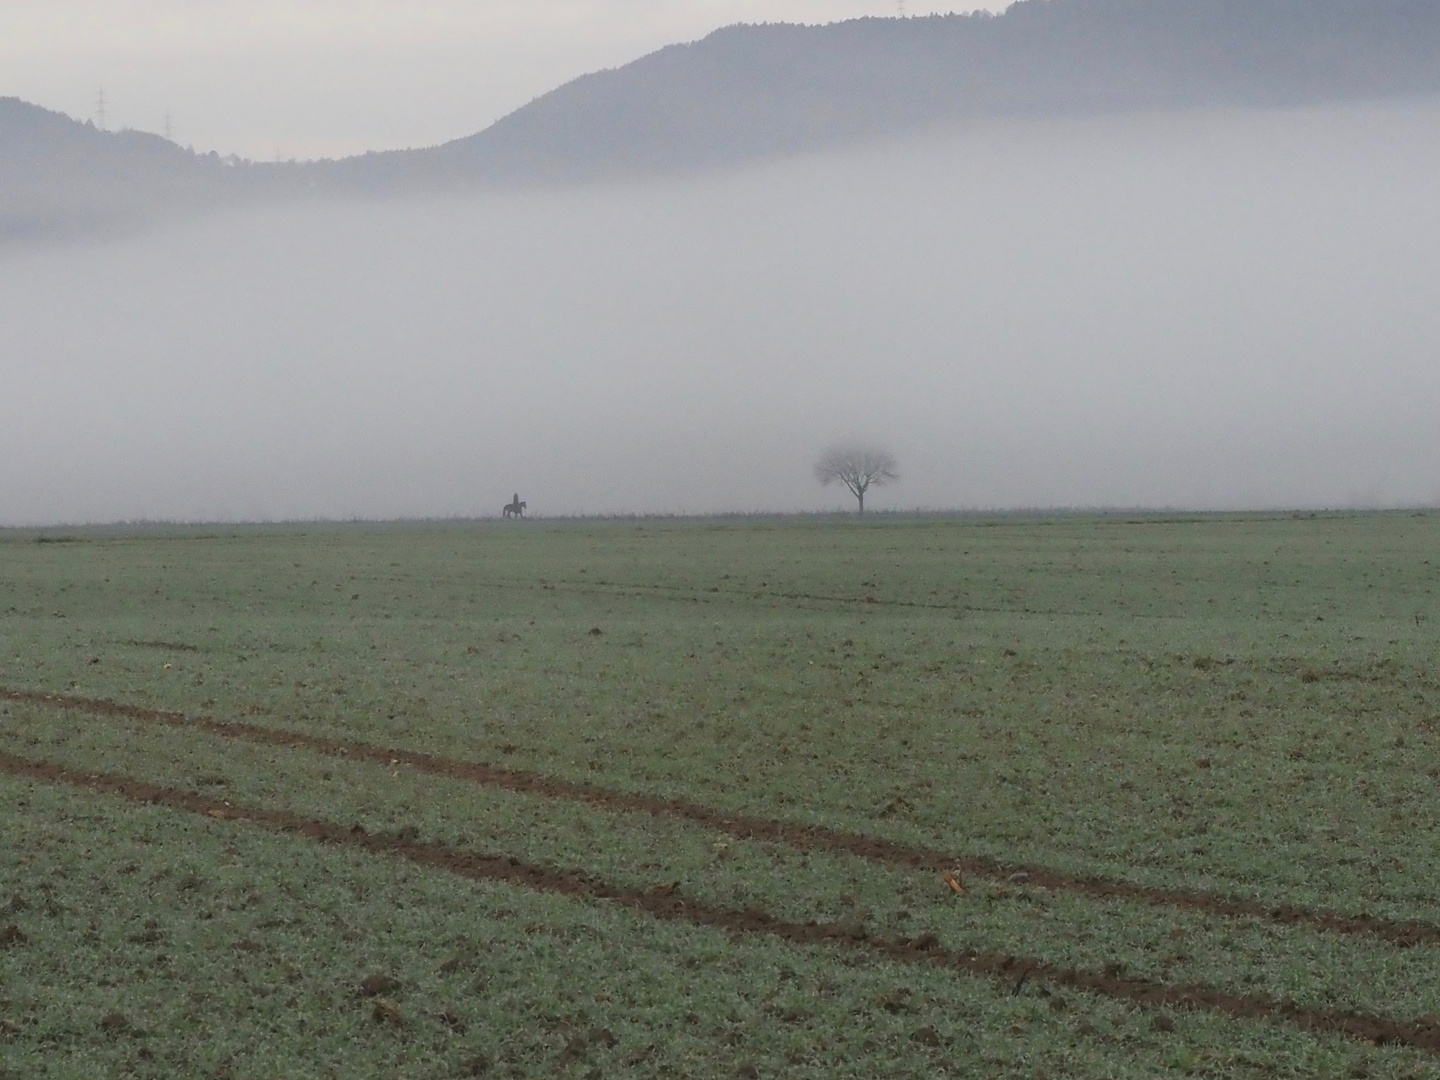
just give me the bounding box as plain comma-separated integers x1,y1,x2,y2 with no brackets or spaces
3,512,1440,1078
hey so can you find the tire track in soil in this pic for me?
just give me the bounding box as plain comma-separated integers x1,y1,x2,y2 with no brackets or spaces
1,748,1438,1058
484,576,1103,619
6,685,1440,949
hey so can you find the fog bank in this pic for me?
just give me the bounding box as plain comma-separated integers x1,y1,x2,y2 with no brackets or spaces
4,101,1440,524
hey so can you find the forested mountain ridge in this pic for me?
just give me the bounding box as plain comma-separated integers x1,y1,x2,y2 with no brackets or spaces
0,97,299,242
408,0,1440,182
6,0,1440,240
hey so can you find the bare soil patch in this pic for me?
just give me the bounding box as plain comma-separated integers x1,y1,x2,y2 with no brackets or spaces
124,640,201,653
7,685,1440,949
1,747,1438,1056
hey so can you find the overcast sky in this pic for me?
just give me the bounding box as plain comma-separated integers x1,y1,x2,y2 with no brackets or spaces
1,1,1007,159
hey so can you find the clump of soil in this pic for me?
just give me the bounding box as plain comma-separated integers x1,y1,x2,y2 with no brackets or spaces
358,973,402,997
371,999,406,1026
98,1012,135,1036
555,1026,618,1066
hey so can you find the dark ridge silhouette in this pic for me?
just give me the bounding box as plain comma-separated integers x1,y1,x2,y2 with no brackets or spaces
407,0,1440,183
0,97,303,242
5,0,1440,239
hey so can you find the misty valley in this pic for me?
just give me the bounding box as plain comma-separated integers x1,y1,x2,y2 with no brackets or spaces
6,3,1440,1077
4,101,1440,523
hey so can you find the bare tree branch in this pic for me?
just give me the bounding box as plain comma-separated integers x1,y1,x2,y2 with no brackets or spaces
814,445,898,514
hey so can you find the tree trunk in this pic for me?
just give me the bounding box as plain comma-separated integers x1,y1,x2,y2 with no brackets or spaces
857,489,864,515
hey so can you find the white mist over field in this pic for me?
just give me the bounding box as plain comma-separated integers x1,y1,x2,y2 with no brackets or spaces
3,100,1440,524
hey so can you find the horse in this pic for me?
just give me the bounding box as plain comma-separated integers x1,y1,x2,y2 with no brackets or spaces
503,499,527,519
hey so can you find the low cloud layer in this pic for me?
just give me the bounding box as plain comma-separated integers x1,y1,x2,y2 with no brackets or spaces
4,100,1439,524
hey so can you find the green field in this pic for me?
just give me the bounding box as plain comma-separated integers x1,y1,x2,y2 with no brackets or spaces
3,512,1440,1078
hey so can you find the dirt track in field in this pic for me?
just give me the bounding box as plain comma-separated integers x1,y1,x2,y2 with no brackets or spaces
489,575,1070,617
2,746,1438,1057
7,684,1440,949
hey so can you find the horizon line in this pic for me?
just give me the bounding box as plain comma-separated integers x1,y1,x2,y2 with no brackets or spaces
1,505,1430,535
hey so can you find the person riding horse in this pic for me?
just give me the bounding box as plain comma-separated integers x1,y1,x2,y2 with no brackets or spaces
503,493,526,519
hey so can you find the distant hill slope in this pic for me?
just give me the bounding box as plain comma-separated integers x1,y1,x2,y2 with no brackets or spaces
385,0,1440,185
1,98,214,241
0,98,309,242
6,0,1440,237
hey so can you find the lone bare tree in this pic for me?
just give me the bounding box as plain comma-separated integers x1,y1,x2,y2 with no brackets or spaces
814,445,898,515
